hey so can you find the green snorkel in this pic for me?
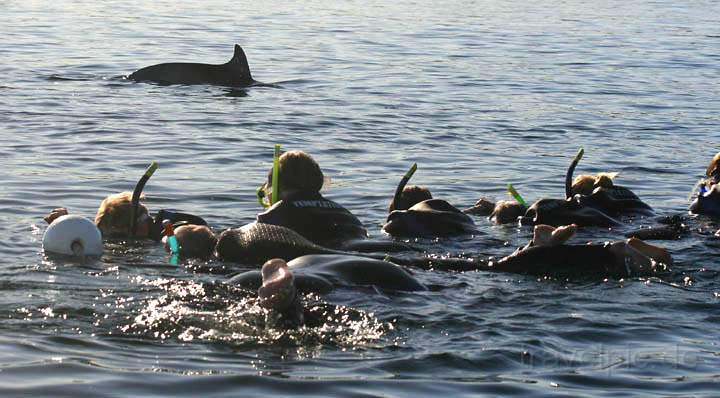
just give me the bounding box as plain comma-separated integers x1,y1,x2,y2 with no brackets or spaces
390,163,418,211
272,144,280,205
129,161,159,237
565,148,585,199
257,144,281,208
507,184,527,207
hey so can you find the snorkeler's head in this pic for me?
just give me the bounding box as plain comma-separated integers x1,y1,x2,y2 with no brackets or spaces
263,150,324,201
490,200,526,225
389,185,433,212
705,152,720,181
571,173,616,196
173,225,217,259
94,192,150,238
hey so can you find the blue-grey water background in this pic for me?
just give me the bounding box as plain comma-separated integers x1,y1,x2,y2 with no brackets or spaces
1,0,719,396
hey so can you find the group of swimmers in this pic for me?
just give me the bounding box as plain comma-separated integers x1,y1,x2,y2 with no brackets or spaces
42,149,720,323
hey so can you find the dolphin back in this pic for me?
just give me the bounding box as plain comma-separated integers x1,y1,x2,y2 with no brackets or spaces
226,44,253,83
128,44,254,87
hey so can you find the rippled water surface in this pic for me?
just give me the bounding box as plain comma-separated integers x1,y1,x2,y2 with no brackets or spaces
2,1,719,396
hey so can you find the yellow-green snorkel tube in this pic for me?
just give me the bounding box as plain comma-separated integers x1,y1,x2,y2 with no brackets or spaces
271,144,280,204
507,183,527,207
257,144,281,208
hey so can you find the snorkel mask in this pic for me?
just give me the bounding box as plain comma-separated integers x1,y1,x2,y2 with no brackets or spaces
257,144,281,208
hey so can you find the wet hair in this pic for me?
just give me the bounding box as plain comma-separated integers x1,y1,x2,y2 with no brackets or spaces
571,173,616,196
706,152,720,178
389,185,433,212
175,225,217,259
94,192,148,237
267,150,324,196
490,200,526,224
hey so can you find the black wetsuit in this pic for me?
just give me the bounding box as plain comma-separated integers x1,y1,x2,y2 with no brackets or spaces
256,191,367,246
389,243,634,278
575,185,653,216
383,199,477,237
492,244,629,278
148,209,208,241
521,198,619,227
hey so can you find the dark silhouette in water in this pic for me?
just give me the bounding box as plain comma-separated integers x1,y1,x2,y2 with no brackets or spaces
383,198,477,237
228,255,427,294
129,44,255,87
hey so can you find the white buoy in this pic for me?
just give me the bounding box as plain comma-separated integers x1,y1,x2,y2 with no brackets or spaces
43,215,103,256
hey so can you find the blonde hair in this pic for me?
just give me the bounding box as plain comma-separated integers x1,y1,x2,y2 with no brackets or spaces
571,173,617,196
267,150,324,194
94,192,148,237
706,152,720,177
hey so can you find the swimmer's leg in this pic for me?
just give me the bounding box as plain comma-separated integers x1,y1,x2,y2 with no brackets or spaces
606,240,659,276
626,237,672,266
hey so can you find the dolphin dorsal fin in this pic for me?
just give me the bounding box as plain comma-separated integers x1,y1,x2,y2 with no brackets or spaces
228,44,253,82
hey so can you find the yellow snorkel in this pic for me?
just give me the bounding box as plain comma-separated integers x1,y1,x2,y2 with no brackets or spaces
272,144,280,204
257,144,281,208
507,183,527,207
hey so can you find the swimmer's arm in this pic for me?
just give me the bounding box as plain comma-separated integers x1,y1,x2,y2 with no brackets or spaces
43,208,69,224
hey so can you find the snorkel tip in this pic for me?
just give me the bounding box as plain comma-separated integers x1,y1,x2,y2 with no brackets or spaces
407,163,418,178
575,148,585,162
146,161,159,177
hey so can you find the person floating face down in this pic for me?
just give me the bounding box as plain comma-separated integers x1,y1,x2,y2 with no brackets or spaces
43,192,216,259
690,152,720,218
255,150,367,247
491,223,673,278
383,185,477,237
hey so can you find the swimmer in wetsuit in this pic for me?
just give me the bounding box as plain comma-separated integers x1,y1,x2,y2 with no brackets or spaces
382,163,476,237
255,150,367,247
409,223,672,278
689,152,720,218
44,192,215,259
383,185,476,237
464,149,649,226
491,224,672,278
627,152,720,241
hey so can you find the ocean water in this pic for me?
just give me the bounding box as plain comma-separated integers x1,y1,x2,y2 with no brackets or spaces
1,1,719,396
